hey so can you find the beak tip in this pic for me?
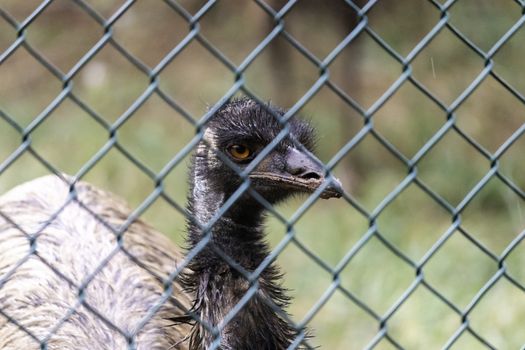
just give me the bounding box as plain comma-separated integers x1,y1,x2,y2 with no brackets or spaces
320,177,344,200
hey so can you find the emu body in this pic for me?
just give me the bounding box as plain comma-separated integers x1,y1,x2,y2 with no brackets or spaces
0,98,342,350
182,99,342,349
0,176,191,349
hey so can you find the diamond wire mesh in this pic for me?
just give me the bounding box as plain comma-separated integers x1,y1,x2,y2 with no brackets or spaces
0,0,525,349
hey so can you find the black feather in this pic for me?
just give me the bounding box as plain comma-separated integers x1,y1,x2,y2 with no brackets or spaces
179,98,316,349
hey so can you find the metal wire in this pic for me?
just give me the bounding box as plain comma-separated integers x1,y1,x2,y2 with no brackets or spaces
1,0,524,349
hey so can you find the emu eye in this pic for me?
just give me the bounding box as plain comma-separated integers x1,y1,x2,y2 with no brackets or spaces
228,144,252,161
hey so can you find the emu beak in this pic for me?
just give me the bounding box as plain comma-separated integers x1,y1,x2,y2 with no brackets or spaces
249,148,343,200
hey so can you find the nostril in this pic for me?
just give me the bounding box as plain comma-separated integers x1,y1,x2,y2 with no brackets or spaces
285,148,325,180
287,164,322,180
299,171,322,180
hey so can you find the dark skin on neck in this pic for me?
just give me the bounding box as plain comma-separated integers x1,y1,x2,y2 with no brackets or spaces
180,99,343,350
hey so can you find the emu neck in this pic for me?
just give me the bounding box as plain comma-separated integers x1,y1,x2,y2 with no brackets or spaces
185,167,296,349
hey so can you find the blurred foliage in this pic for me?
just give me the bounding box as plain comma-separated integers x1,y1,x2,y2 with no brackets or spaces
1,0,524,349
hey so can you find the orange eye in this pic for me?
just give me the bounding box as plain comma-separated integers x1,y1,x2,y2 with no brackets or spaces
228,144,251,160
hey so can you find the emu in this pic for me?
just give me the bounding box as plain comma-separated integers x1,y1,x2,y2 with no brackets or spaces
0,98,342,349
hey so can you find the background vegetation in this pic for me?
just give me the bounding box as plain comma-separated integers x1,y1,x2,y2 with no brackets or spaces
1,0,524,349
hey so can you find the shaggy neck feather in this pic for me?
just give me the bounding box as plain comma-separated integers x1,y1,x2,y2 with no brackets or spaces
183,155,298,350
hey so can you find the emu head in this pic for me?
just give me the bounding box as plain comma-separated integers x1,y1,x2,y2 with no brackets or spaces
191,98,342,209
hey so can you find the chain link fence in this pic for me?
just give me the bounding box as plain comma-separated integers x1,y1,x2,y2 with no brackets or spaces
1,0,525,349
